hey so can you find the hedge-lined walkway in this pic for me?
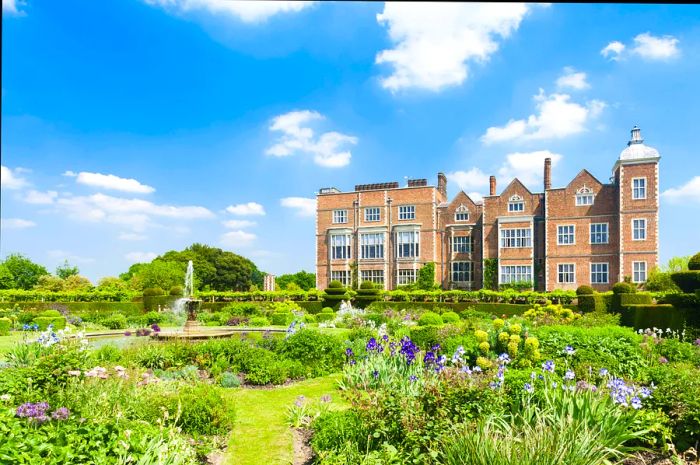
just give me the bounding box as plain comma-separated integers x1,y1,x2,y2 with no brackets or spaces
224,374,346,465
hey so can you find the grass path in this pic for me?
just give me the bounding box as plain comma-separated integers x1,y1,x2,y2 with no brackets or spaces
224,374,346,465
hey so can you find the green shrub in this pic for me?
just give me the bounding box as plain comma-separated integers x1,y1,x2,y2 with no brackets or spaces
670,271,700,293
220,371,241,388
169,285,183,296
302,314,317,324
619,304,680,331
249,316,270,327
575,285,594,296
612,282,636,294
316,313,335,323
297,301,323,314
323,282,349,309
311,410,368,455
0,317,11,336
222,302,261,316
142,311,164,325
278,329,344,377
688,252,700,271
321,307,334,314
655,338,700,365
441,311,460,324
328,280,343,288
39,309,62,318
143,287,165,296
578,294,606,313
271,312,294,326
620,293,652,306
101,313,128,330
409,325,440,350
418,311,443,326
33,316,66,330
92,343,122,363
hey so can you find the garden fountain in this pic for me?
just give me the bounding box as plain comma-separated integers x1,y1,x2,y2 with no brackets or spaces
181,260,201,333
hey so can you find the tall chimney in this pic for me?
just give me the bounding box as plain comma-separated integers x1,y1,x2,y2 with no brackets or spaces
489,176,496,196
437,172,447,198
544,157,552,190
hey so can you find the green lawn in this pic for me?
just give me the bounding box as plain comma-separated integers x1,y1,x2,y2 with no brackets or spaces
0,333,26,359
224,374,347,465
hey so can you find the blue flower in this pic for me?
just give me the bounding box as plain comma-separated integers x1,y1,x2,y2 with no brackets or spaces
530,372,536,380
372,370,379,379
409,375,418,382
631,397,642,409
524,383,534,393
542,360,555,373
599,368,609,376
366,337,378,352
564,370,575,381
563,345,576,356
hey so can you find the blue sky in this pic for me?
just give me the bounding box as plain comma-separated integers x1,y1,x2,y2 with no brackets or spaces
2,1,700,282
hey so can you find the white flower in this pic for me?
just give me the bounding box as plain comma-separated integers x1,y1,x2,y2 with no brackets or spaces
0,394,11,402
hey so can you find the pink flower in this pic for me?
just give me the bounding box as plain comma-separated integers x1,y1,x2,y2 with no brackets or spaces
67,370,81,377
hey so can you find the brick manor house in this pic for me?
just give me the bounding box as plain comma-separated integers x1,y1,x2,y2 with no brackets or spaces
315,127,660,292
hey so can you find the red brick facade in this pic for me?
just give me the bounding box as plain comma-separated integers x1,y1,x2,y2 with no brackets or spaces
316,128,660,291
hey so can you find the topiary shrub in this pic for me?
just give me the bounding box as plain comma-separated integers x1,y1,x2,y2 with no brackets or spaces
316,313,335,323
102,313,128,330
249,316,270,327
169,285,183,296
688,252,700,271
33,316,67,330
323,281,348,310
328,280,343,288
143,287,165,297
321,307,334,314
142,311,164,325
576,285,594,296
0,317,11,336
302,314,317,324
612,282,636,295
39,309,62,318
620,293,653,307
417,311,443,326
441,311,460,324
354,281,381,309
670,271,700,293
578,294,606,313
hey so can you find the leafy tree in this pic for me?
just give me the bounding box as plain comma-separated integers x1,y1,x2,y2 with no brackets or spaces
133,260,185,291
97,276,128,291
55,260,79,279
417,262,437,290
64,275,93,291
1,253,49,290
662,256,690,273
276,270,316,291
35,275,66,292
0,263,15,289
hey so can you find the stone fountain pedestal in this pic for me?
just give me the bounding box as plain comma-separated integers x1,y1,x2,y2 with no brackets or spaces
184,298,202,333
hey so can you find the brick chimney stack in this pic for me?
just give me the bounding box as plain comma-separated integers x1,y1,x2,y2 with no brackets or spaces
437,172,447,198
489,176,496,196
544,157,552,190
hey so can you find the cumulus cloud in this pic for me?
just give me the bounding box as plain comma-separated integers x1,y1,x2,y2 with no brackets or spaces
601,41,625,60
222,219,256,229
125,251,158,263
631,32,680,60
280,197,316,217
497,150,562,188
118,232,148,241
2,0,26,15
375,3,533,92
66,171,155,194
144,0,314,23
602,33,679,61
1,218,36,229
556,67,590,90
446,168,489,195
226,202,266,216
220,230,257,248
266,110,357,168
481,90,606,144
661,176,700,205
1,165,29,189
54,192,213,231
23,190,59,205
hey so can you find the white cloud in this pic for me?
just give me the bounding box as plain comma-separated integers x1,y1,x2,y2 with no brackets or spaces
55,192,213,231
125,251,158,263
2,0,25,15
601,41,625,60
280,197,316,217
144,0,314,23
226,202,266,216
632,32,680,60
602,33,679,61
63,170,77,177
23,190,58,205
481,90,606,144
47,250,95,264
71,171,155,194
497,150,562,188
220,230,257,248
266,110,357,168
446,168,489,193
118,232,148,241
1,165,29,189
1,218,36,229
222,219,256,229
556,67,590,90
375,3,532,92
661,176,700,205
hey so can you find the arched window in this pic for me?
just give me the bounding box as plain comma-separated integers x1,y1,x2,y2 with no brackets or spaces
508,194,524,212
455,205,469,221
576,185,595,206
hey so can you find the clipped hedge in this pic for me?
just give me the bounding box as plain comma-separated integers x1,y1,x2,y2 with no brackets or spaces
316,313,335,323
296,301,323,315
5,302,145,317
33,316,66,331
620,293,653,306
0,317,11,336
578,294,607,313
671,271,700,293
619,304,682,330
271,312,294,326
